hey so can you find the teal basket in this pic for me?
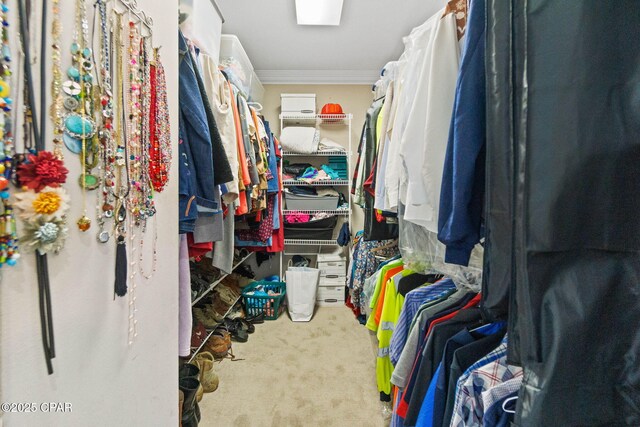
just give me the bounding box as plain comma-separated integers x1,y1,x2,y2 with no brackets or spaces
241,281,286,320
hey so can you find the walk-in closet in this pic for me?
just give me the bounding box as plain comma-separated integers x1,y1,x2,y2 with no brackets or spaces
1,0,639,426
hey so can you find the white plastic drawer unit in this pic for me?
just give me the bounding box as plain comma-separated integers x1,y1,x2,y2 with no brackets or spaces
316,285,345,306
319,275,345,287
318,260,346,277
281,93,317,114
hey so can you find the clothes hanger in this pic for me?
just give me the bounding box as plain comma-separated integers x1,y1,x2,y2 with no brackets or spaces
371,238,399,254
247,102,263,112
502,396,518,414
442,0,468,40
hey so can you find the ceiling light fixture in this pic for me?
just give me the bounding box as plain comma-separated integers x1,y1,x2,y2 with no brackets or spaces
295,0,344,26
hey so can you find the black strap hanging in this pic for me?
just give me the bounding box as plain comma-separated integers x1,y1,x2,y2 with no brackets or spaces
114,235,128,297
18,0,55,375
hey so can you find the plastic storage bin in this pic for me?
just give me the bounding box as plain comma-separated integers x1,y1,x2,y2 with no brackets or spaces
284,216,338,240
179,0,223,62
241,280,286,320
281,93,316,114
316,284,346,307
284,192,339,210
318,259,346,277
250,70,265,103
285,216,337,229
328,156,348,179
220,35,253,97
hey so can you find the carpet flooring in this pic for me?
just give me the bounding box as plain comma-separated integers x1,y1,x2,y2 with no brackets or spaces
198,307,389,427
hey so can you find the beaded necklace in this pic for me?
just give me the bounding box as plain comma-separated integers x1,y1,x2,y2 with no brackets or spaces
126,20,143,224
0,0,19,267
94,0,114,243
125,19,142,345
138,35,156,280
113,11,129,299
148,47,171,193
64,0,98,232
50,0,63,160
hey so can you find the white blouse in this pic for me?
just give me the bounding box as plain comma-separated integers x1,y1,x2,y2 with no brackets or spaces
201,54,240,203
399,11,460,232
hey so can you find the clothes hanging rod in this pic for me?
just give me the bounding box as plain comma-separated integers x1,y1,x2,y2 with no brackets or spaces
210,0,225,23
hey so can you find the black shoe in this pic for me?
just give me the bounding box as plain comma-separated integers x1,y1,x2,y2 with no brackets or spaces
224,318,249,342
245,312,265,324
234,264,256,279
179,377,200,427
233,317,255,334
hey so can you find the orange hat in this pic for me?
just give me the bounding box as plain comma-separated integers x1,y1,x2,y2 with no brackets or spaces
320,103,344,115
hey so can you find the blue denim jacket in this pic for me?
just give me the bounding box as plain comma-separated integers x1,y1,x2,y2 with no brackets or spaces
264,120,280,194
179,31,219,222
178,117,198,234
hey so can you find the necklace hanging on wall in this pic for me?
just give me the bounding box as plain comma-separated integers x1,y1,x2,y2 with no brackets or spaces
137,31,157,280
112,11,130,298
125,17,144,343
0,0,19,267
94,0,115,244
148,47,171,193
64,0,99,232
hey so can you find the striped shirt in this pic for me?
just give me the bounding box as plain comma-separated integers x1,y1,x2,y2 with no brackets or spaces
389,278,457,365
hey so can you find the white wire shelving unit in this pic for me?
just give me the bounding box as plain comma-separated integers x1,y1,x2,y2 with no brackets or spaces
282,209,349,216
282,150,350,157
189,294,242,363
284,239,339,246
283,179,349,187
279,111,352,278
191,251,254,307
278,113,353,126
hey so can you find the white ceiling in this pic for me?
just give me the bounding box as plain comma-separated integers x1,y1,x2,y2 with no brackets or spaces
216,0,443,84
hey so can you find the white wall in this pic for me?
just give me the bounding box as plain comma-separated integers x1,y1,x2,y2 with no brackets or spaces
0,1,179,426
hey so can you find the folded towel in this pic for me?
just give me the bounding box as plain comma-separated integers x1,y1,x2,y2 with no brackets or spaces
318,137,346,152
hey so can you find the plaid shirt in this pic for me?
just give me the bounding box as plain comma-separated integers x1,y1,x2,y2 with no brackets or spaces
389,279,457,365
450,338,523,426
481,377,522,418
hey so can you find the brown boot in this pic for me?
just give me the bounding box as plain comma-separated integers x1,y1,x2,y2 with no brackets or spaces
203,334,230,359
193,308,219,329
194,351,219,393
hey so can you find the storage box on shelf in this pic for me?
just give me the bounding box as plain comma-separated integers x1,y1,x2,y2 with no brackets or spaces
281,93,316,115
180,0,224,62
328,156,348,179
284,216,338,240
250,70,264,103
219,34,263,101
284,192,339,210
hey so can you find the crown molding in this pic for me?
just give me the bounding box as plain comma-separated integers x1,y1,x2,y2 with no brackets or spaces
255,69,380,85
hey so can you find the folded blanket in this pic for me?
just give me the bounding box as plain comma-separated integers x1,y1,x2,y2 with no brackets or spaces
318,137,346,152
